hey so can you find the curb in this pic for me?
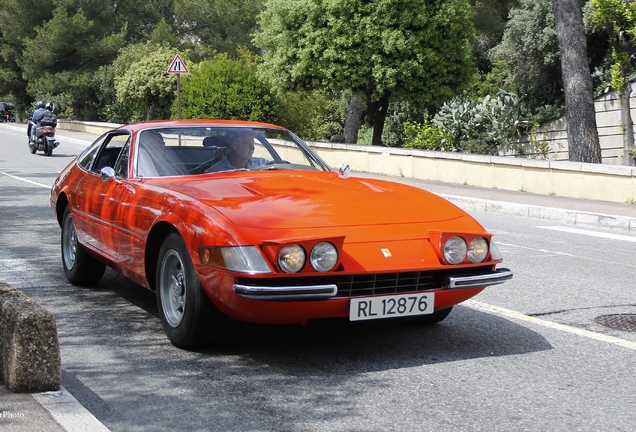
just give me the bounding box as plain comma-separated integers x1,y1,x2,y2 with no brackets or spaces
33,387,111,432
441,194,636,234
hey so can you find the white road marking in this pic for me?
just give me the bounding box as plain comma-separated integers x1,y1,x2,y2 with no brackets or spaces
537,225,636,243
465,300,636,350
494,242,574,256
0,170,51,189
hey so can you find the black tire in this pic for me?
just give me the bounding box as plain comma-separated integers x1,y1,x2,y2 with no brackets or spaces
61,206,106,286
44,142,53,156
156,232,225,349
411,306,453,325
28,144,36,154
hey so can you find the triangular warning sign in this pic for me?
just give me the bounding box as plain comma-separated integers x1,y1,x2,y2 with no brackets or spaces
167,54,189,74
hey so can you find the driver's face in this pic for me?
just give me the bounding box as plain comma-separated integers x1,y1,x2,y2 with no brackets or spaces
230,136,255,160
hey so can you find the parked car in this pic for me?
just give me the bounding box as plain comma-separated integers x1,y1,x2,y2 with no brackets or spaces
0,102,15,122
50,120,512,349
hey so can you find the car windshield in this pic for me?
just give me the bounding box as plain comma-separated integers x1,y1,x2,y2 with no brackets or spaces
135,126,332,177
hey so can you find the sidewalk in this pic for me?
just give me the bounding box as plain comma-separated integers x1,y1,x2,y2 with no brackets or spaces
1,123,635,432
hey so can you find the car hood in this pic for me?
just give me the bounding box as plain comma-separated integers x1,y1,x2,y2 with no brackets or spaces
167,171,467,229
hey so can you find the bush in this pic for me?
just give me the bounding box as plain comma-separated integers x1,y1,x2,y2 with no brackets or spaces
177,51,279,123
432,90,532,154
403,121,454,151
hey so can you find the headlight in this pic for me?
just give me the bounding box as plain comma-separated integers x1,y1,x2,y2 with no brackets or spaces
468,237,489,263
199,246,271,274
278,244,306,273
309,242,338,272
444,236,467,264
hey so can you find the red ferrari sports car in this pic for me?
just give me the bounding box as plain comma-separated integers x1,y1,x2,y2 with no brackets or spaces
51,120,512,349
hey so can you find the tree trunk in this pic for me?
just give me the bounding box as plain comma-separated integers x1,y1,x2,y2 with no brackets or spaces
343,95,364,144
371,93,390,146
552,0,602,163
619,78,636,166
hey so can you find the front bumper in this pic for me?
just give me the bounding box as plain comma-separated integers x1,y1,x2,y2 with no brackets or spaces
232,268,513,301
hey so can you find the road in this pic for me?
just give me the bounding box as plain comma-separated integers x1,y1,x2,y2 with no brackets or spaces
0,123,635,431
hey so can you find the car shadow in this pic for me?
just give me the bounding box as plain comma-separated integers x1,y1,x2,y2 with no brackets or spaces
89,268,551,373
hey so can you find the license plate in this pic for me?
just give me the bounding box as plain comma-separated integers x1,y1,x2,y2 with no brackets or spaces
349,292,435,321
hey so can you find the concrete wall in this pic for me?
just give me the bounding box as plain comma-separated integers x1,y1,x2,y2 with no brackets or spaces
58,120,636,204
515,83,636,165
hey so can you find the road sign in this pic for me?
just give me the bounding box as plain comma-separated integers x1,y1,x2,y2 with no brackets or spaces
167,54,189,74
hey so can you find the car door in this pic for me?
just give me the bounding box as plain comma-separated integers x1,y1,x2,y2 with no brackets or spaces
73,132,132,262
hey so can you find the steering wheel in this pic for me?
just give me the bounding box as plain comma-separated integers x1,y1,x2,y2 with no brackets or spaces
188,156,220,174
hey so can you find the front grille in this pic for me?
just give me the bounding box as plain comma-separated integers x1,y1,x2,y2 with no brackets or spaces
237,266,492,298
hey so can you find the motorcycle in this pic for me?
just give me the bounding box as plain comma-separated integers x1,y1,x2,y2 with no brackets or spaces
28,122,59,156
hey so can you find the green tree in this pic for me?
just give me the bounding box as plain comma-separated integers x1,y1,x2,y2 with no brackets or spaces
491,0,563,112
591,0,636,165
254,0,476,146
0,0,55,107
113,43,177,121
174,0,263,56
177,52,279,123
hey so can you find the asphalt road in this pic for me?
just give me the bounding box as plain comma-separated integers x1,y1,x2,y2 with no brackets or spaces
0,124,635,431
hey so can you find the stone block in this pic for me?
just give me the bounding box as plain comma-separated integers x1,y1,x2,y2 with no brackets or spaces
0,282,60,393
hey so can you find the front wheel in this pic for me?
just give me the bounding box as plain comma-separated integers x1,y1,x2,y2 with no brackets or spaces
61,206,106,286
156,232,226,349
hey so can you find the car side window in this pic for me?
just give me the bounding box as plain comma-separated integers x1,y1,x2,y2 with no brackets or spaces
113,140,130,178
91,133,131,174
78,136,108,171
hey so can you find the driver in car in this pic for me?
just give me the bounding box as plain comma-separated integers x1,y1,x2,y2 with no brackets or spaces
205,130,268,173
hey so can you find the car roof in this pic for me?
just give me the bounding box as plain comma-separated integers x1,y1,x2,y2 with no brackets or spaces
117,119,287,133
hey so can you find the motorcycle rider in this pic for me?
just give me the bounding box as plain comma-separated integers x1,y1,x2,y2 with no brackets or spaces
35,102,58,129
28,101,46,141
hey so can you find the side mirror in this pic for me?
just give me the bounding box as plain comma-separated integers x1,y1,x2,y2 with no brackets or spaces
100,166,116,182
338,163,350,178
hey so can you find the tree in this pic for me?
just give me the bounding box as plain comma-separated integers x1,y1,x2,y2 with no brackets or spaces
591,0,636,166
254,0,476,145
492,0,564,112
0,0,55,107
177,52,279,123
552,0,602,163
113,43,177,121
174,0,263,56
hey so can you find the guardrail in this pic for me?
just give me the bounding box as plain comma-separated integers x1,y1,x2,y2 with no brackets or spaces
57,120,636,204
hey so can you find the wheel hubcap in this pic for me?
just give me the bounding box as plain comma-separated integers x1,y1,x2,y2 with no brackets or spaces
160,250,186,327
62,215,77,270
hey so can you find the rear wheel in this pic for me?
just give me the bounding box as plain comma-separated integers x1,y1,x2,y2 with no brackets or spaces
156,232,226,349
411,306,453,325
44,142,53,156
61,206,106,286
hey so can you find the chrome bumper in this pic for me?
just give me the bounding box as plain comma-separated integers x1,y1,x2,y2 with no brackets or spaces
447,268,513,289
233,268,513,300
233,284,338,300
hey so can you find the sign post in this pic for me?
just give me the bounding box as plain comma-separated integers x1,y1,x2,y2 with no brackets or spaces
167,54,189,119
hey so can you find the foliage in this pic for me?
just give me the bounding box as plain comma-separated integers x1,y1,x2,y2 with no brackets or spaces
491,0,563,113
177,51,279,123
275,90,345,140
432,90,532,154
590,0,636,94
403,121,454,151
112,43,177,121
254,0,476,145
174,0,263,55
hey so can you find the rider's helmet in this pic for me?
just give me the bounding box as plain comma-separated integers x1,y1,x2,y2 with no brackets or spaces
37,100,45,108
45,102,54,112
